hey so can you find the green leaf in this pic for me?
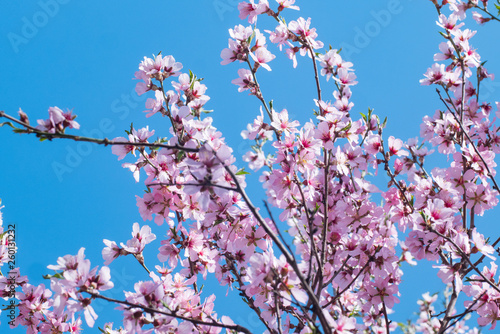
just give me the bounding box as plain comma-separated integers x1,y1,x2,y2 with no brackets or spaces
269,100,274,111
43,272,64,279
311,203,321,215
0,121,18,130
176,150,186,161
248,30,255,45
381,116,388,128
340,122,352,132
236,168,250,176
419,211,427,221
125,122,134,135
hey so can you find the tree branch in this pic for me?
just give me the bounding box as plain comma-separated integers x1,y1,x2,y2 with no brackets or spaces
85,291,253,334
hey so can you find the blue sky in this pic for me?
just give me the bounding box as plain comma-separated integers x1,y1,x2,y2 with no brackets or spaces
1,0,499,333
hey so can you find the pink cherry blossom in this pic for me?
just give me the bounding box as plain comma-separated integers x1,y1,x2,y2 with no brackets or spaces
276,0,299,12
249,47,276,71
238,0,268,24
231,68,256,94
5,2,500,333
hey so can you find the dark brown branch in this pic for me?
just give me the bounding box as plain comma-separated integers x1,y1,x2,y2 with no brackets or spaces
216,150,333,334
472,4,500,23
147,182,238,192
86,292,253,334
0,111,199,153
445,291,486,331
428,227,500,294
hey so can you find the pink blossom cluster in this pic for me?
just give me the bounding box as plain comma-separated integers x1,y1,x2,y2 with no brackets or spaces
116,271,230,333
3,248,112,333
404,291,479,333
395,0,500,329
111,1,411,331
102,222,156,266
134,54,210,118
1,0,500,333
100,219,232,333
35,106,80,134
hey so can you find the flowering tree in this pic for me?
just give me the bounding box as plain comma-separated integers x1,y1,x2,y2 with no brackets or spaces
1,0,500,333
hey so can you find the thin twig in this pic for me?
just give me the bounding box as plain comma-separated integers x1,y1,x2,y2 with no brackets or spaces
85,292,253,334
437,279,458,334
445,291,486,331
263,200,295,257
436,89,500,194
429,227,500,294
0,111,200,152
147,182,238,192
464,236,500,276
472,5,500,23
307,45,322,103
216,149,332,334
382,301,391,334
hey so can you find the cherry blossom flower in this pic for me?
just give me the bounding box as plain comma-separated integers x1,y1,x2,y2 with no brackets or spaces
249,47,276,71
36,106,80,134
471,228,496,260
231,68,256,94
102,239,123,265
288,17,323,50
276,0,299,12
270,108,299,133
238,0,268,24
420,63,446,85
266,22,291,51
388,136,409,157
472,11,490,24
333,68,358,86
121,223,157,254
